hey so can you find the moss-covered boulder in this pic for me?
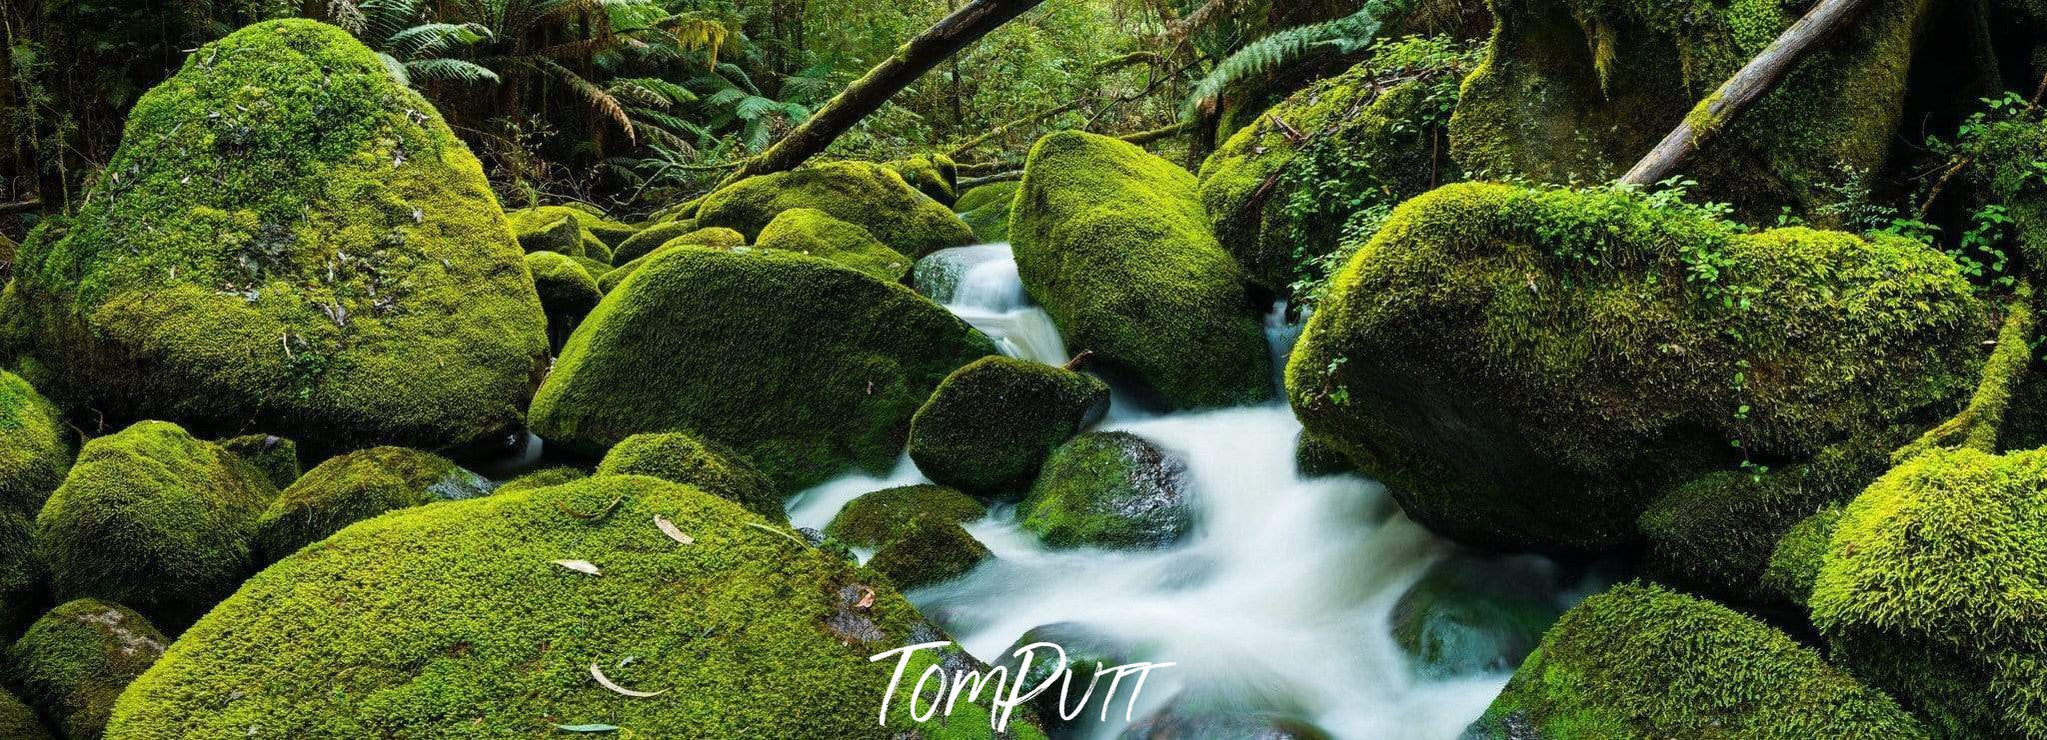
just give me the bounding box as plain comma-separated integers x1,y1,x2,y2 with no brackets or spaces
1389,554,1569,678
955,182,1017,244
37,421,275,626
532,247,996,490
507,205,634,261
0,688,50,740
494,466,588,494
695,161,974,258
10,599,166,739
867,513,990,590
217,433,300,490
824,484,985,548
2,21,549,455
1013,132,1271,409
0,371,71,515
611,218,697,265
887,154,959,207
1811,447,2047,737
595,226,747,294
1293,431,1351,478
594,432,782,521
755,208,912,282
908,357,1108,496
1448,0,1936,220
1018,431,1192,549
106,475,1032,736
253,446,490,561
1467,583,1927,738
525,251,602,352
1762,507,1839,609
1288,183,1987,553
954,181,1018,215
0,509,45,632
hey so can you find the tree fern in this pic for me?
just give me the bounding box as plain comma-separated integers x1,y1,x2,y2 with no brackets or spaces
1182,0,1416,119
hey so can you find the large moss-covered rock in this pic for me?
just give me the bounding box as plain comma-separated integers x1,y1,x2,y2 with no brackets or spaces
887,154,959,207
2,21,549,455
0,371,71,515
695,161,974,258
1448,0,1936,220
594,432,782,521
954,181,1018,215
595,227,746,294
755,208,912,282
106,475,1033,737
10,599,166,739
1018,431,1192,549
525,251,601,351
532,247,996,490
1811,447,2047,737
0,510,45,633
1288,183,1986,553
908,356,1108,496
866,513,990,590
253,446,490,561
824,484,986,548
1466,583,1928,738
1013,132,1271,409
494,466,587,494
1762,506,1839,609
507,205,634,262
37,421,276,626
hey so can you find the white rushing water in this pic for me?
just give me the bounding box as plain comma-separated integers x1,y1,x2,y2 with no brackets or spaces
788,244,1517,738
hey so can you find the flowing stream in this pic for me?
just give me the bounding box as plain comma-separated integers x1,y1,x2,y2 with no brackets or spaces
787,245,1554,738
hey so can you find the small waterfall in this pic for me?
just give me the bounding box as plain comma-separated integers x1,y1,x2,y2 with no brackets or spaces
918,244,1070,366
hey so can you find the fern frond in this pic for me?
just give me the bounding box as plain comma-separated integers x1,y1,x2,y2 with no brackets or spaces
532,57,636,141
375,52,412,86
1183,0,1416,119
387,22,491,57
734,95,780,120
701,87,747,107
405,58,501,84
715,62,761,95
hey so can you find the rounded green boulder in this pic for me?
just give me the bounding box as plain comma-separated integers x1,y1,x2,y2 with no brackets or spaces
0,370,72,514
695,161,974,258
595,226,746,294
1018,431,1192,549
253,446,490,561
755,208,912,282
594,431,783,521
907,356,1108,497
525,251,602,351
532,247,995,490
1,20,549,455
107,475,1031,737
0,688,50,739
867,514,990,590
824,484,986,548
10,598,167,739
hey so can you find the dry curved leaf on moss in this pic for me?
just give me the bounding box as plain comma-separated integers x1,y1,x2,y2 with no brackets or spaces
654,514,694,545
552,559,602,576
590,662,669,697
551,723,621,733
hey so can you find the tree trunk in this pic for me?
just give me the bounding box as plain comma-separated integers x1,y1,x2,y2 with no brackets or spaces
1619,0,1875,187
730,0,1048,181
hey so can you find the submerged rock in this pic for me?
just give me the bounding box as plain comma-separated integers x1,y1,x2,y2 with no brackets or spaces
594,432,782,521
695,161,974,258
998,622,1137,732
912,244,1012,304
2,21,549,455
37,421,276,627
754,208,911,282
1121,699,1330,740
253,446,490,561
530,247,996,490
1288,183,1986,553
1389,553,1570,678
1811,447,2047,737
1013,132,1271,409
1019,432,1192,549
10,598,166,739
824,484,986,548
107,475,1034,736
1467,583,1927,738
909,356,1109,497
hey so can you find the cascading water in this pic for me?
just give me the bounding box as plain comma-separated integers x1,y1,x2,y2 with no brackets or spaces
789,244,1576,738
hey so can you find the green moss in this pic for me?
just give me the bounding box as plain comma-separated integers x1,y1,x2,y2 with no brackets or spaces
956,181,1018,244
2,21,549,455
36,421,276,627
107,475,1035,737
1012,132,1272,409
525,251,602,352
954,182,1018,214
217,433,301,490
570,254,614,279
867,514,989,590
1962,114,2047,267
1018,431,1191,549
1293,431,1351,477
506,205,635,260
532,247,997,490
1447,0,1935,221
824,484,986,548
1467,582,1927,738
0,508,46,633
1893,289,2035,461
10,598,166,739
0,688,50,739
594,432,783,522
1811,446,2047,736
1761,507,1839,609
493,466,587,494
886,154,960,206
695,161,975,258
254,446,489,561
0,370,73,514
907,356,1107,497
595,227,747,294
755,208,912,282
610,218,698,265
1287,182,1987,553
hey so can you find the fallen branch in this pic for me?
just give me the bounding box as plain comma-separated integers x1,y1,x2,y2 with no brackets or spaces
1118,120,1192,146
958,170,1024,188
1619,0,1875,187
945,98,1087,157
0,199,40,216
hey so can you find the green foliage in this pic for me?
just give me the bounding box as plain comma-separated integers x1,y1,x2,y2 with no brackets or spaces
594,432,783,521
530,247,996,490
824,484,985,548
1812,446,2047,737
107,475,1038,737
907,356,1108,497
1468,582,1928,738
254,446,489,562
1183,0,1416,120
1018,431,1191,549
1012,131,1271,409
10,598,166,739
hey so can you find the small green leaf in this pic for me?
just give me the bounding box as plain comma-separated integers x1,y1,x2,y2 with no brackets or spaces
553,723,621,733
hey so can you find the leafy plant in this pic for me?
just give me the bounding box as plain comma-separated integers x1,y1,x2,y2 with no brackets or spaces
1182,0,1415,119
